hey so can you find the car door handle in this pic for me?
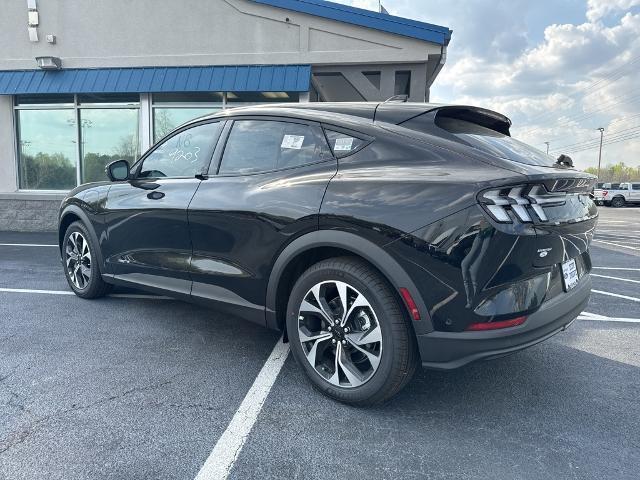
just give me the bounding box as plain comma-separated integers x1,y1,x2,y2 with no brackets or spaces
147,191,165,200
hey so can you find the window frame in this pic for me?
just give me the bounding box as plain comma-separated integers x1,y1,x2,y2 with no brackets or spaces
131,119,226,180
209,116,334,177
14,94,141,192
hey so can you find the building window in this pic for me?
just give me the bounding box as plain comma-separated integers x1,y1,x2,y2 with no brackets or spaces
79,108,140,184
17,108,77,190
14,90,305,190
152,92,223,142
15,94,141,190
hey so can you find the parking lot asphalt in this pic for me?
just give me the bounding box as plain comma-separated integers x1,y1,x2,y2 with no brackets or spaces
1,207,639,480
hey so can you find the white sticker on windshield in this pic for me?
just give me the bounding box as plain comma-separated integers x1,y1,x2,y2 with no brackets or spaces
281,135,305,150
334,137,354,151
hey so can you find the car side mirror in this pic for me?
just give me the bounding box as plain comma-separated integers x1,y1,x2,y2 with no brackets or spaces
106,159,130,182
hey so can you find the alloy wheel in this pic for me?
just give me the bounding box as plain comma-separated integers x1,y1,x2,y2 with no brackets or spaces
297,280,383,388
65,231,92,290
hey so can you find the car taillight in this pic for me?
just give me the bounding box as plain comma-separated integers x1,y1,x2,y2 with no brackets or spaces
465,316,527,331
478,184,567,223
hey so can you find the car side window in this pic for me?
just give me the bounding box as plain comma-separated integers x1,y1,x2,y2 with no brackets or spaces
632,183,640,190
138,122,221,178
324,130,367,158
218,120,321,175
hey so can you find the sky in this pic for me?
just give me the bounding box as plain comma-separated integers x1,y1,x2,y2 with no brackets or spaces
335,0,640,170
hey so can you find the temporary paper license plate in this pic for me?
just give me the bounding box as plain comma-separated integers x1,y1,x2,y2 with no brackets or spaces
561,258,579,291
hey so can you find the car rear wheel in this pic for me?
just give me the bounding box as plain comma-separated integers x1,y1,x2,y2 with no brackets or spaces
611,197,625,208
286,257,418,406
63,221,111,298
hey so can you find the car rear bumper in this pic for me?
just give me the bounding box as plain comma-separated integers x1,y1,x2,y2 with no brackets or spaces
416,274,591,369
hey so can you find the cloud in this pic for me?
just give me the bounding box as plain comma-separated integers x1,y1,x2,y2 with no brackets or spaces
586,0,640,21
333,0,640,170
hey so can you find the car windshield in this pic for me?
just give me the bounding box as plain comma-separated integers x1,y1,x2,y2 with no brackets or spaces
436,117,555,167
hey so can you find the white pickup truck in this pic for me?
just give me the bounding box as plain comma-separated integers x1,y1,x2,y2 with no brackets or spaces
594,182,640,207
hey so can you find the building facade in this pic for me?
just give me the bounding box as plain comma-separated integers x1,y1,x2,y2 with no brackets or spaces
0,0,451,231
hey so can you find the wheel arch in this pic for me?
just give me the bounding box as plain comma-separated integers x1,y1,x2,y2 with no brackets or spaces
58,205,105,269
266,230,433,336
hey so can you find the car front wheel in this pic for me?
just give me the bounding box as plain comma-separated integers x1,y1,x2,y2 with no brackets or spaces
63,221,111,298
286,257,418,406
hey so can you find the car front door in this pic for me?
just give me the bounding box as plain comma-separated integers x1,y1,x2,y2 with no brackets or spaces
187,117,337,325
103,120,224,295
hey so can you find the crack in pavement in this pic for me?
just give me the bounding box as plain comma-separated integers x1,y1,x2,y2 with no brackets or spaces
0,378,175,455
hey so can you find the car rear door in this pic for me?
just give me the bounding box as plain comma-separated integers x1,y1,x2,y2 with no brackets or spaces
187,117,337,325
103,120,224,295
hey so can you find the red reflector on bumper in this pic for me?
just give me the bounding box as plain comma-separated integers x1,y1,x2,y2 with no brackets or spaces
399,287,421,321
465,316,527,331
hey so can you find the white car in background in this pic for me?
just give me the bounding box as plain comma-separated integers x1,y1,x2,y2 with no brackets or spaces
594,182,640,207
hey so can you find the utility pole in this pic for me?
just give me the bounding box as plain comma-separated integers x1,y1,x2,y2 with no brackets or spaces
544,141,550,154
596,127,605,180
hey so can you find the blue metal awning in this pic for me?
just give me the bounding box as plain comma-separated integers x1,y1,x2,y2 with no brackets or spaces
0,64,312,95
249,0,452,46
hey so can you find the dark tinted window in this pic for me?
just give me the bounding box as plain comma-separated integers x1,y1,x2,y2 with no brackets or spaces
324,130,367,158
139,122,221,178
436,117,554,166
632,183,640,190
219,120,320,175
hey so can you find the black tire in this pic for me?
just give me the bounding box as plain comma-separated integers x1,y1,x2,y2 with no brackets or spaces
611,197,625,208
286,256,418,406
62,221,111,299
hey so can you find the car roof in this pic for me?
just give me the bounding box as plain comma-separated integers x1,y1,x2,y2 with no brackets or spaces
175,102,513,138
202,102,446,124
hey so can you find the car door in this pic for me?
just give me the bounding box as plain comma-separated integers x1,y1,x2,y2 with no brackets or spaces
631,183,640,202
187,117,337,325
103,120,224,295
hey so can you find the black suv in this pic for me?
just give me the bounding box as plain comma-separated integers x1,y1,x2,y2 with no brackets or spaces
58,102,597,405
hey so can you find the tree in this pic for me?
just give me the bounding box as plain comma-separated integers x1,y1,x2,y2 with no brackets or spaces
19,152,75,190
584,162,640,182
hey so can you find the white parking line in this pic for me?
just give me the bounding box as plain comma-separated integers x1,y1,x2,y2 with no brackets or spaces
595,234,640,242
591,274,640,284
592,267,640,271
578,312,640,323
0,243,57,247
0,287,168,300
592,240,640,251
194,338,290,480
592,289,640,302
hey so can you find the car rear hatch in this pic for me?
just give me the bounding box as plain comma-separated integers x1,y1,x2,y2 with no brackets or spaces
398,105,598,295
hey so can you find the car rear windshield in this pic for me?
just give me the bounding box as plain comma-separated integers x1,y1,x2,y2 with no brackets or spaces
434,117,555,167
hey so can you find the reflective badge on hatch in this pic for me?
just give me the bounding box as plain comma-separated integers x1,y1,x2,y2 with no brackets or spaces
561,258,579,291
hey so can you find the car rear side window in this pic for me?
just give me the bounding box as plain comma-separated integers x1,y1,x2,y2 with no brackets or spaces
633,183,640,190
403,114,554,167
324,130,367,158
218,120,321,175
138,122,221,178
437,117,555,166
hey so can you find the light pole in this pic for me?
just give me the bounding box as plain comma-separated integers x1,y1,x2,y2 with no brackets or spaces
544,141,550,154
596,127,605,179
